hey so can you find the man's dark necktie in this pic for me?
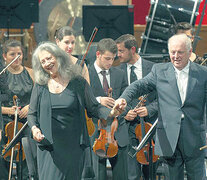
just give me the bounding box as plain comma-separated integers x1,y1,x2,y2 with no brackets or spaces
100,70,109,95
130,65,137,84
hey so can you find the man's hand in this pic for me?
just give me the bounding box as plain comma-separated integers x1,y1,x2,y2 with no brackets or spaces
124,110,138,121
110,98,127,117
134,106,148,117
100,97,115,109
19,105,29,119
31,126,44,142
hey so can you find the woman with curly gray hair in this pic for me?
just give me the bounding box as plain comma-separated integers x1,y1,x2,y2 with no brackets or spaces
27,42,124,180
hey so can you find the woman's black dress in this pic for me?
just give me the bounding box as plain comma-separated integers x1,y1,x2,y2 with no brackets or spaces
38,84,85,179
0,68,33,180
28,77,110,180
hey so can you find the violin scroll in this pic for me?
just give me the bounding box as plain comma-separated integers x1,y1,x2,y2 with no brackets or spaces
107,88,113,98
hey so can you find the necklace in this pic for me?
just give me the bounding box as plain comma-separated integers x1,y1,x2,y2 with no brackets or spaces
49,78,68,93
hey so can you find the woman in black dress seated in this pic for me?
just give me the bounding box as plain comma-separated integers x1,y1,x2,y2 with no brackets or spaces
0,39,35,179
28,42,125,180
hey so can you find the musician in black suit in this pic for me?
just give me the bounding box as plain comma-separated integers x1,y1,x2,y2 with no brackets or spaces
116,34,158,180
89,38,128,180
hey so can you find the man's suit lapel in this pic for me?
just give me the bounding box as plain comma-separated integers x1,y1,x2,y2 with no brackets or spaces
185,62,197,102
109,67,115,89
164,63,182,104
142,59,152,77
90,65,105,95
121,63,129,85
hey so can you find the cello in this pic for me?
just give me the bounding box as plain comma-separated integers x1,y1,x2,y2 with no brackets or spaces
134,95,159,165
2,95,25,180
93,88,119,158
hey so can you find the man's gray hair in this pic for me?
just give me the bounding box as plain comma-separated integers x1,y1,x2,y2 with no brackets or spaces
168,34,192,52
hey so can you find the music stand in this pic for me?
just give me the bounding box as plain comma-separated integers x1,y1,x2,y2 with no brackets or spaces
0,0,38,29
2,121,28,157
0,0,38,40
82,5,134,42
128,119,158,180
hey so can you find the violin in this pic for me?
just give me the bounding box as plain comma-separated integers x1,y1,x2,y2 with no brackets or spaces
81,27,98,137
2,95,25,179
134,95,159,165
85,110,95,137
93,88,118,158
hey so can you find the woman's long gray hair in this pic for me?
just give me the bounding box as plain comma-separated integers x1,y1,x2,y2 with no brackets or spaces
32,41,82,85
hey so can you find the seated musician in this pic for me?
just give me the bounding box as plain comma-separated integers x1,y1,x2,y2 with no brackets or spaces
0,39,36,180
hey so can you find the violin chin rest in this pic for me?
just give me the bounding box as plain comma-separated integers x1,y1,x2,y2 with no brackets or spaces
95,149,106,158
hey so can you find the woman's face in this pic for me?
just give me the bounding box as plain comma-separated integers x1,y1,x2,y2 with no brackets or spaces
38,50,59,77
56,35,76,55
3,46,23,69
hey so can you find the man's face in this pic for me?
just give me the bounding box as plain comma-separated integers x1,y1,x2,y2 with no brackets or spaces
117,42,132,63
169,39,192,70
96,50,115,70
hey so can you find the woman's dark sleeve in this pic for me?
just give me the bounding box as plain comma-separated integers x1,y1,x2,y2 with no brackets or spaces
27,83,40,129
0,62,11,102
83,80,111,120
0,61,10,130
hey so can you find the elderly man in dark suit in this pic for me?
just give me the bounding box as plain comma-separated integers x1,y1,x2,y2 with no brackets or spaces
114,33,207,180
89,38,129,180
116,34,158,180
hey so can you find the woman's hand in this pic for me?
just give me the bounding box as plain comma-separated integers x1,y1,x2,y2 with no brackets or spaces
19,105,29,119
9,106,17,115
31,126,44,142
100,97,115,109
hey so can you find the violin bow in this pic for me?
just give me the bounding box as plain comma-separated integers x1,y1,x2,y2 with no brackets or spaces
80,27,98,67
8,95,19,180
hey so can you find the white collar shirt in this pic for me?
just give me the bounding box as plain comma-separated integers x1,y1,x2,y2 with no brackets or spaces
94,61,110,87
174,61,190,104
127,57,142,85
